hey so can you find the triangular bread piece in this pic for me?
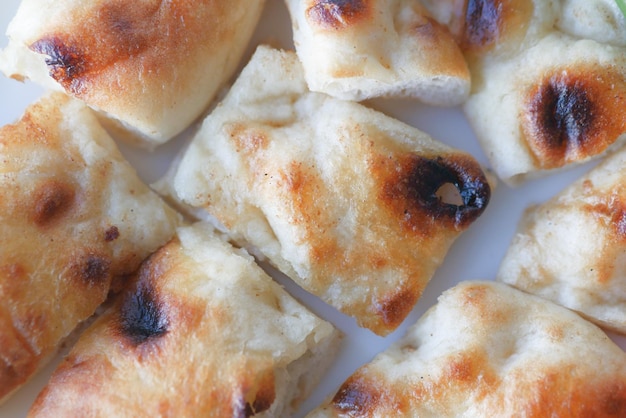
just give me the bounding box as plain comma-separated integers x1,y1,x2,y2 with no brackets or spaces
29,222,339,417
157,45,492,335
308,281,626,417
0,92,181,403
498,145,626,334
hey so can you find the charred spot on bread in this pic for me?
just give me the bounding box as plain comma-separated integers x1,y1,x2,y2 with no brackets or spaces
523,67,626,169
464,0,500,47
332,375,381,415
29,2,159,97
241,395,273,418
455,0,533,54
104,226,120,242
31,179,75,227
31,37,87,94
527,74,594,159
69,253,111,286
250,374,276,416
306,0,370,30
234,368,276,417
382,154,491,231
119,281,168,346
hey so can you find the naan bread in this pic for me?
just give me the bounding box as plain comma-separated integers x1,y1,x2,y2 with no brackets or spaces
0,92,181,403
308,281,626,417
157,45,492,335
0,0,265,148
29,222,339,418
422,0,626,185
284,0,470,105
498,145,626,334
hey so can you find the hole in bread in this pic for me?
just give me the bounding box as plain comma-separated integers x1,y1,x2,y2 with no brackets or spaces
435,183,464,206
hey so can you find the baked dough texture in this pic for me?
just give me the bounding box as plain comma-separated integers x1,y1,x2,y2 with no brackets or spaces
422,0,626,185
308,281,626,417
0,92,181,404
29,222,339,418
0,0,265,148
157,45,492,335
498,145,626,334
284,0,471,105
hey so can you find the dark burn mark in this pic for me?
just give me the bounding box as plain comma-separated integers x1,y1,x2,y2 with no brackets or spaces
527,74,594,161
119,281,168,346
250,380,275,416
69,253,111,286
241,399,272,418
306,0,369,30
32,180,75,227
104,226,120,242
465,0,501,47
242,403,255,418
31,37,87,94
385,155,490,230
234,368,277,417
332,376,380,415
456,0,534,54
519,66,626,169
523,64,626,169
237,370,276,417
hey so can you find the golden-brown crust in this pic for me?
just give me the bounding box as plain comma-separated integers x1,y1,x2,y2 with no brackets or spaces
408,13,471,81
0,93,179,402
29,0,186,97
320,282,626,417
580,186,626,285
163,47,489,335
30,179,76,227
225,119,490,334
7,0,264,144
521,64,626,169
29,224,336,417
286,0,470,104
30,238,278,417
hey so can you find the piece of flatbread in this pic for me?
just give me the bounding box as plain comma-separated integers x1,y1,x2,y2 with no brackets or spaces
0,92,181,404
421,0,626,185
157,45,493,336
284,0,470,105
498,145,626,334
0,0,265,148
308,281,626,417
29,222,339,418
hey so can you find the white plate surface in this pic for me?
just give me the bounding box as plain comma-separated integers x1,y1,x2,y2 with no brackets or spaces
1,1,625,417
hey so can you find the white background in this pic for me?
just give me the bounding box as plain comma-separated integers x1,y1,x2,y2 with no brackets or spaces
1,1,624,417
